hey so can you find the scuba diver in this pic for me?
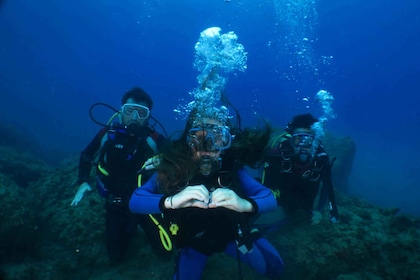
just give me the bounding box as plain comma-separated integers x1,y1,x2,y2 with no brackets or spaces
256,113,339,230
71,87,172,263
129,106,284,279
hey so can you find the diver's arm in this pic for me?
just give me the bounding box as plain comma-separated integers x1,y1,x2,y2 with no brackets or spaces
71,128,108,206
77,128,108,185
129,173,164,214
321,159,339,222
316,181,329,212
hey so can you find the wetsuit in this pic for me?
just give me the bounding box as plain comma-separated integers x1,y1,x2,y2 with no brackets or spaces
78,124,169,262
263,135,339,222
130,168,285,279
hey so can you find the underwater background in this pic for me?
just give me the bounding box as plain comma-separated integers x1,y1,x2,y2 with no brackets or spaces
2,0,419,216
1,1,420,279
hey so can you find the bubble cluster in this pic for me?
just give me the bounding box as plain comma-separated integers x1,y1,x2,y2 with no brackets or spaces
274,0,319,80
311,89,336,147
315,89,336,123
175,27,247,122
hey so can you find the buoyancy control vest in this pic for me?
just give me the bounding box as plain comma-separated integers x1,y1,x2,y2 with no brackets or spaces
167,165,253,255
96,124,160,199
264,133,329,184
262,133,330,211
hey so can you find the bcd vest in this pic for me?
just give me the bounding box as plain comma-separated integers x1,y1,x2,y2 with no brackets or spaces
96,126,158,198
264,134,327,184
167,167,252,255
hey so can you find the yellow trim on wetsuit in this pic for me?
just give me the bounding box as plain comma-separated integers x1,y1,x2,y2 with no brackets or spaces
97,163,109,176
137,160,148,186
137,173,143,187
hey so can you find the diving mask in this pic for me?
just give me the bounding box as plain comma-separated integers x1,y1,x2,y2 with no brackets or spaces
187,124,232,151
121,103,150,120
291,132,314,150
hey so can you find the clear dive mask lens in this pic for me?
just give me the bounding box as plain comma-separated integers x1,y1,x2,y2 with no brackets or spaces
292,133,314,149
121,103,150,119
187,124,232,151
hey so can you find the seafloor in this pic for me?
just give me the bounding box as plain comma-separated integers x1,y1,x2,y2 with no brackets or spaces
1,127,419,280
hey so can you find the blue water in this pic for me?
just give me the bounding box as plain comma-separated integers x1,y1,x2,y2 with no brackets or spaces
1,0,420,215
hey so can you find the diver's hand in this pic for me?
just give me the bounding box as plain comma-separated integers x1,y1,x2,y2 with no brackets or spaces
330,216,339,223
165,185,210,209
330,208,339,224
71,182,92,206
311,210,323,225
143,155,161,171
208,188,253,213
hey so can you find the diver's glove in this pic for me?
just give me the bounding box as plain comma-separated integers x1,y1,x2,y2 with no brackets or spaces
143,155,161,171
330,212,339,223
330,216,339,223
311,210,323,225
329,205,339,223
71,182,92,206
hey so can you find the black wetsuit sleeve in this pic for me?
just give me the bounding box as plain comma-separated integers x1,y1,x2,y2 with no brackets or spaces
320,158,339,221
77,128,108,185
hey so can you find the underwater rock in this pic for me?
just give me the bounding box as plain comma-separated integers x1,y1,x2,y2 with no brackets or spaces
0,174,41,263
0,123,34,152
0,148,419,280
0,147,50,188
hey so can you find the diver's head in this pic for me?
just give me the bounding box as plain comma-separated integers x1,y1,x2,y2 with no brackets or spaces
120,87,153,130
185,106,232,175
286,114,318,164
